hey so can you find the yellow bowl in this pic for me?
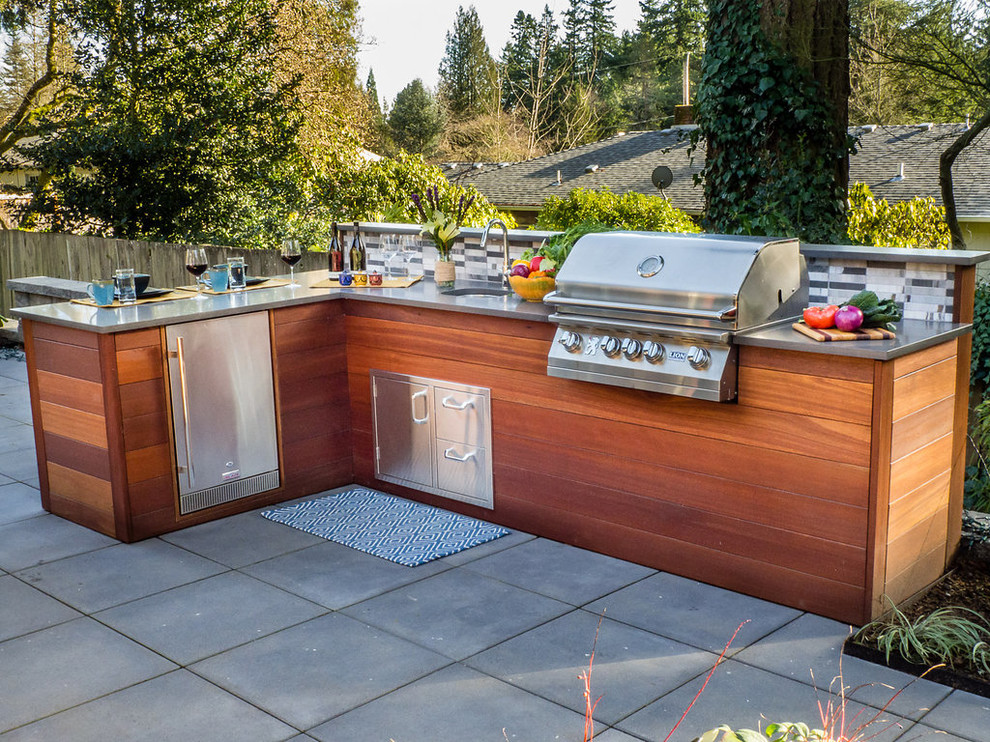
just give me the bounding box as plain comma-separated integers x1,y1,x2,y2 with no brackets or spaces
509,274,556,302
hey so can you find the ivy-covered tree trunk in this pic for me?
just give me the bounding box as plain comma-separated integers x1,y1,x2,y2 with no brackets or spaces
697,0,852,243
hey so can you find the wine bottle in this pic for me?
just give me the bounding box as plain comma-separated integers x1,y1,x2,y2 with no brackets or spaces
329,222,344,273
350,221,366,272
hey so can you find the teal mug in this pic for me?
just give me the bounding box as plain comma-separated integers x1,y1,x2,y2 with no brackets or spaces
203,264,229,292
87,279,115,306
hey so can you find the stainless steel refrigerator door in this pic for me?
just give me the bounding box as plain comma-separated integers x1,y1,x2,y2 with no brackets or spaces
166,312,279,505
372,372,435,490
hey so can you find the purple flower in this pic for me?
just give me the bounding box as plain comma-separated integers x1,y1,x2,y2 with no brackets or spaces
410,192,427,221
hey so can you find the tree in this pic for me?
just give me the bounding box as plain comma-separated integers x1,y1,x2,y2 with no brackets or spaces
696,0,852,243
563,0,617,78
438,5,496,116
0,36,33,116
388,79,445,157
23,0,303,245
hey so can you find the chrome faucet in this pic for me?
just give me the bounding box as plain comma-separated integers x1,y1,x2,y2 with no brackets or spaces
480,218,510,288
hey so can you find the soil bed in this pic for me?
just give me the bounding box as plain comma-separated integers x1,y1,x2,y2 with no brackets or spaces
844,536,990,697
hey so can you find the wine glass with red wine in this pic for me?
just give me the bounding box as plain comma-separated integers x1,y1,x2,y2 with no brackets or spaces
185,247,208,299
281,239,302,287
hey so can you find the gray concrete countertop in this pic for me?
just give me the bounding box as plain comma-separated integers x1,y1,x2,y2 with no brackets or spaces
736,318,972,360
10,270,553,332
12,270,971,361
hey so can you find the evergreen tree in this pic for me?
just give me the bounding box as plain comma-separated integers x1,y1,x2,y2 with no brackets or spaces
438,5,496,116
389,79,445,156
0,35,33,116
563,0,616,78
366,69,382,116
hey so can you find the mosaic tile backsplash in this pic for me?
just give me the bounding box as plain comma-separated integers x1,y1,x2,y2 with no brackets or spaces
807,257,955,322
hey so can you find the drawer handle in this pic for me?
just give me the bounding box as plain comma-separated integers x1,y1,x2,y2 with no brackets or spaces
441,395,475,411
411,389,429,424
444,447,477,463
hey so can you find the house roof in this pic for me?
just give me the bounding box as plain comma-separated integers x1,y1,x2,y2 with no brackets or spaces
454,123,990,220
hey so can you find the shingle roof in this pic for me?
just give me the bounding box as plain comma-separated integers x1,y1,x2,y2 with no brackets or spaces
455,123,990,219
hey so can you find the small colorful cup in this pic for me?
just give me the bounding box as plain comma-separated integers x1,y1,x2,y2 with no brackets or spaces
353,272,368,286
204,264,229,292
87,279,115,306
369,270,383,286
338,270,353,286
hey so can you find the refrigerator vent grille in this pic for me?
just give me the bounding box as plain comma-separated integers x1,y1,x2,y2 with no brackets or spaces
179,469,280,515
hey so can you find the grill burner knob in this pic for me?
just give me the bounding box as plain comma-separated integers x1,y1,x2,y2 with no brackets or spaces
643,341,665,364
687,346,711,370
601,336,622,358
559,330,583,353
623,339,643,360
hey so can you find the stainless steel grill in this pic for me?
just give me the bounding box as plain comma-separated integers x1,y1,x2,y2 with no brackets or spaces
545,231,807,401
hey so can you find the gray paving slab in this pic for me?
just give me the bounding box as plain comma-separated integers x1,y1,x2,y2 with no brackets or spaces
0,514,116,572
0,358,27,382
0,575,81,642
735,613,952,720
341,567,574,661
466,609,718,725
0,472,13,486
191,612,450,730
160,509,326,568
464,537,656,606
0,617,176,734
916,689,990,741
593,729,648,742
16,538,227,613
309,662,586,742
0,393,34,424
0,448,40,483
0,669,295,742
95,571,328,665
0,482,44,526
0,422,35,455
615,659,910,742
586,572,802,654
243,539,450,610
896,722,981,742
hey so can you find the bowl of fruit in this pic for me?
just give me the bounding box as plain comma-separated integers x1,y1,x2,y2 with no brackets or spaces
507,256,557,302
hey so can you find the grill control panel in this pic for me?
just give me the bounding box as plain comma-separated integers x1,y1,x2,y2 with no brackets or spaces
548,325,738,401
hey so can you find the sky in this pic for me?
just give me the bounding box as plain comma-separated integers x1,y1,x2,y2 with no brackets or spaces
357,0,642,106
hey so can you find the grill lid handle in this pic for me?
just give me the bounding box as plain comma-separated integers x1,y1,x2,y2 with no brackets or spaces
544,293,738,322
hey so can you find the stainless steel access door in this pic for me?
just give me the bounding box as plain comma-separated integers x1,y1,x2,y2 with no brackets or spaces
372,372,435,490
165,311,280,514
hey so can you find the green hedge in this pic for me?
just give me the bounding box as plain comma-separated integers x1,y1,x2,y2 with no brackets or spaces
846,182,950,249
535,188,701,233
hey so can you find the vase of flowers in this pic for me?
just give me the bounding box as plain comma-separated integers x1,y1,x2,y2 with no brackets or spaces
412,186,474,288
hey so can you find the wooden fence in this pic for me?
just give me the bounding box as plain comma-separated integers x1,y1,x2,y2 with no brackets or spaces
0,230,333,317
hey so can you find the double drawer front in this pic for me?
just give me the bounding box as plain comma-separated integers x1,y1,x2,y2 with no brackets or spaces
433,386,491,507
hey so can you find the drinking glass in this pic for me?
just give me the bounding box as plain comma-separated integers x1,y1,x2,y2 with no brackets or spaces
114,268,137,304
228,255,246,290
185,248,209,299
400,235,419,277
381,235,401,278
281,239,302,287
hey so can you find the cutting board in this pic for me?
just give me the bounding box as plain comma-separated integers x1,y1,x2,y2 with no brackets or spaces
792,322,896,342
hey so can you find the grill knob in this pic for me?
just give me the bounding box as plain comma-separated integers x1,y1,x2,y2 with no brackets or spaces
643,341,665,364
687,345,711,370
601,336,622,358
623,339,643,360
559,330,583,353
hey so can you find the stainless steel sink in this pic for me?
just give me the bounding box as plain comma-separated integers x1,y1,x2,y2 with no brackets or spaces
440,282,515,298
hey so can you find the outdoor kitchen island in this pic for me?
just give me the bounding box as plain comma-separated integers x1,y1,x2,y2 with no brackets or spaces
11,242,986,626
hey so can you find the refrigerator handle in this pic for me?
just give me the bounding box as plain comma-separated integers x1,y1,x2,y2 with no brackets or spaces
175,336,195,487
411,388,429,424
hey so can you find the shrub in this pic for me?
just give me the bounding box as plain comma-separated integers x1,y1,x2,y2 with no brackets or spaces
846,182,950,249
536,187,701,233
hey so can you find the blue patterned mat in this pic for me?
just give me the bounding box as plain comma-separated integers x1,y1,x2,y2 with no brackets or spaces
262,488,510,567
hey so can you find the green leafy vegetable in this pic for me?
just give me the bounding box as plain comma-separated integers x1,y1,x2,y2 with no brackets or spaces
842,290,903,330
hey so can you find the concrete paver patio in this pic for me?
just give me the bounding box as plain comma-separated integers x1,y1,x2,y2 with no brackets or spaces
0,351,987,741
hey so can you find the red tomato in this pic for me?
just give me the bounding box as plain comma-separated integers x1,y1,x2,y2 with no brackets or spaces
802,305,839,329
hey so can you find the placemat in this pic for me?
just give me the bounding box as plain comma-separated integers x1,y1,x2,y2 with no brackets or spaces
173,277,290,295
311,275,423,289
262,487,509,567
792,322,896,342
72,291,185,308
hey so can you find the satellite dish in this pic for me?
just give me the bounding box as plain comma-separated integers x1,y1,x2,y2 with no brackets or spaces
651,165,673,190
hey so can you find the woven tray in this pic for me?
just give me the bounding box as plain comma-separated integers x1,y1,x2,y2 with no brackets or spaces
72,291,185,308
173,278,290,295
311,275,423,289
792,321,896,342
